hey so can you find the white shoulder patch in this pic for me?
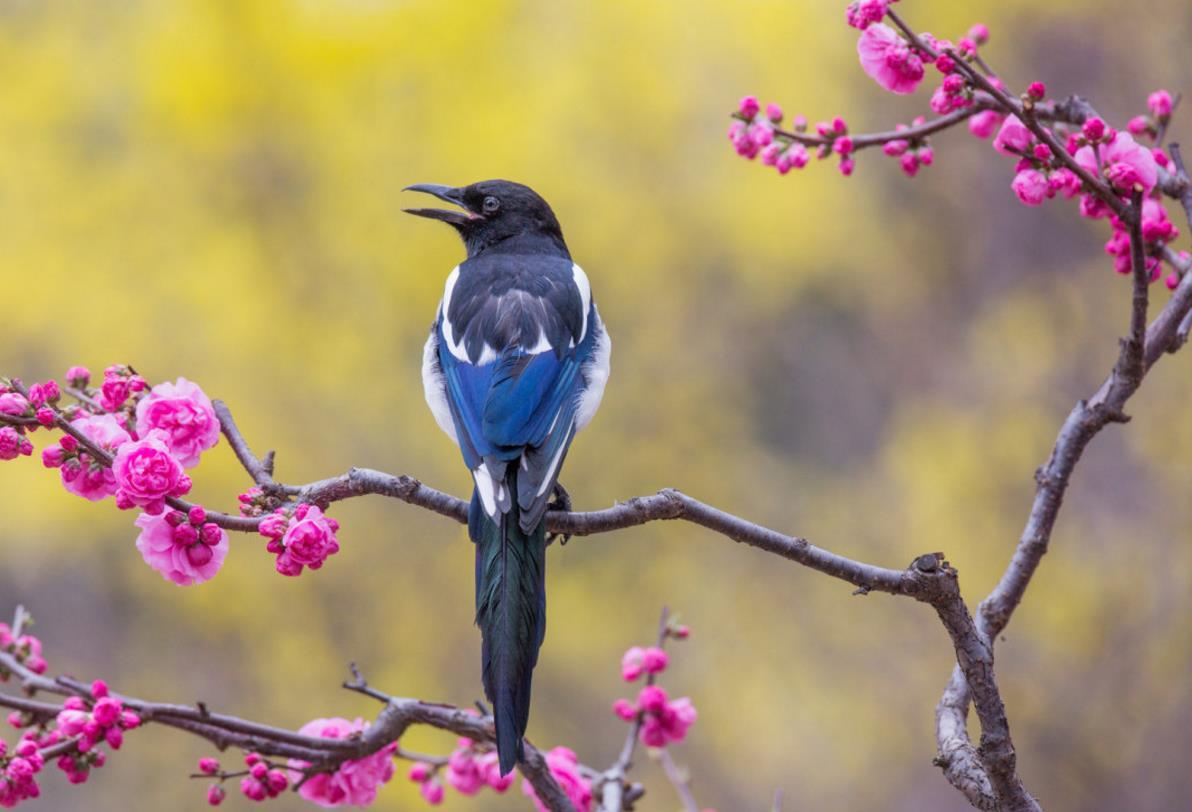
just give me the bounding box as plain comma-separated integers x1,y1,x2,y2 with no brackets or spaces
572,263,591,344
421,324,458,445
439,266,470,362
575,310,611,432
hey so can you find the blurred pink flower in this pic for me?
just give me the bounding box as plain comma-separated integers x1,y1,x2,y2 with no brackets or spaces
135,377,220,468
0,393,28,416
857,23,925,95
521,747,591,812
993,115,1033,155
1148,89,1173,119
135,511,228,586
288,717,397,808
969,110,1005,140
113,430,191,514
1011,168,1049,206
621,647,646,681
1075,131,1157,194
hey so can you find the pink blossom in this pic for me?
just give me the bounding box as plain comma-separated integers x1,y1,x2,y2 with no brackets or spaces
135,378,220,468
737,95,759,119
0,427,26,461
446,745,485,796
641,647,669,675
112,431,191,514
420,779,445,804
857,23,925,95
612,699,636,720
207,785,225,806
621,647,646,681
1148,89,1174,119
764,103,783,123
270,504,341,576
521,747,591,812
1128,115,1151,136
993,115,1033,155
1049,168,1082,199
0,393,28,415
1075,131,1158,193
288,717,396,807
1012,169,1049,206
846,0,888,31
65,366,91,387
1026,81,1046,101
967,23,989,44
1141,198,1178,244
638,685,668,713
134,511,228,586
969,110,1005,140
48,414,131,500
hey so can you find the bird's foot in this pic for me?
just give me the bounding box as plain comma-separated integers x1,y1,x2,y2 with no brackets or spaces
546,482,573,546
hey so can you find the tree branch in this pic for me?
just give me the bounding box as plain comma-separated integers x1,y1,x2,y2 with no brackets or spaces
0,646,577,811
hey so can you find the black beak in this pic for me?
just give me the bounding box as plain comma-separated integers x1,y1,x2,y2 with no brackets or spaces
402,184,479,226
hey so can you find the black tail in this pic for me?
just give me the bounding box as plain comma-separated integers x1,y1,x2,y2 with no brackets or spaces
472,467,547,775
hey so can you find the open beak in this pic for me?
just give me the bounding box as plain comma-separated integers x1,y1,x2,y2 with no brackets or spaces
402,184,480,226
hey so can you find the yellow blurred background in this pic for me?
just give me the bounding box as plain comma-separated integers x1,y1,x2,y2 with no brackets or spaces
2,0,1191,809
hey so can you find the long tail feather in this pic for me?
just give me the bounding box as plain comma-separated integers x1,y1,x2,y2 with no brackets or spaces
473,467,547,775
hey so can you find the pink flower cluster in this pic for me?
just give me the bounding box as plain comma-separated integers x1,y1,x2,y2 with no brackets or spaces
1102,199,1187,289
620,645,668,682
258,503,341,576
53,680,141,784
98,365,146,413
39,371,219,508
0,625,46,677
42,415,129,500
408,762,446,805
521,747,592,812
613,684,698,748
445,739,512,796
845,0,891,31
1128,89,1177,141
0,736,45,807
135,506,229,586
238,752,290,803
286,718,396,807
882,118,935,177
612,623,697,748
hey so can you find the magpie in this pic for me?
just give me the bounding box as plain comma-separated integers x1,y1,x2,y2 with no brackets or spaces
404,180,611,775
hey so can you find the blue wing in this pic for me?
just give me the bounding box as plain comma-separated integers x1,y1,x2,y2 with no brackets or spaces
437,302,597,532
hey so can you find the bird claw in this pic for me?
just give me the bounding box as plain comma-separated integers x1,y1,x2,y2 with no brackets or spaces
546,482,572,546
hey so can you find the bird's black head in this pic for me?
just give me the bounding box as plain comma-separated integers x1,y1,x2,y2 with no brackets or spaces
403,179,569,258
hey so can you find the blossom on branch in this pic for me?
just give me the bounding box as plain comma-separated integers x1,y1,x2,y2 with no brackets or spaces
521,747,591,812
44,414,130,501
857,23,925,95
134,507,229,586
258,503,341,576
112,431,192,514
286,718,397,807
134,377,220,468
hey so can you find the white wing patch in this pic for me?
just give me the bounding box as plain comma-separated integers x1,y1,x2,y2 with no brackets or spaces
473,464,499,518
421,325,458,444
572,263,591,345
439,266,471,363
575,311,611,431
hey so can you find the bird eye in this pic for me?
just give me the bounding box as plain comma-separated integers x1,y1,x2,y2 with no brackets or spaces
482,196,501,214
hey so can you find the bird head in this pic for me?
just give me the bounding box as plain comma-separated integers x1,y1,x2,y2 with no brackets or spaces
403,179,567,257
